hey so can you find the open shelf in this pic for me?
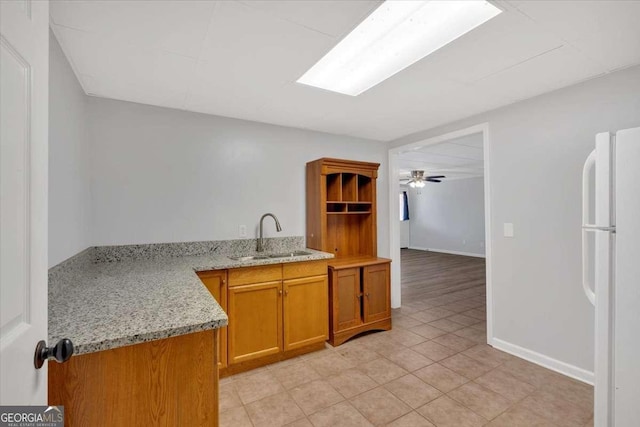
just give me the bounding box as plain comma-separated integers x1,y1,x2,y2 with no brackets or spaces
327,211,372,215
342,173,357,201
327,174,341,201
327,202,347,213
348,203,371,213
357,175,372,202
326,173,374,202
326,201,371,214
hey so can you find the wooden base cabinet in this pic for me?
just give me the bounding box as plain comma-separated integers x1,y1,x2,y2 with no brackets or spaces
49,330,218,427
199,260,329,376
328,258,391,346
227,276,329,364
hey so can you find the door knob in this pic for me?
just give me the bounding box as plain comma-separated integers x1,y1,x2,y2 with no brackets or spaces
34,338,74,369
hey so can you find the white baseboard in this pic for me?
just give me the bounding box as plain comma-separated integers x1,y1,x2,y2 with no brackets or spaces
492,338,594,385
408,246,486,258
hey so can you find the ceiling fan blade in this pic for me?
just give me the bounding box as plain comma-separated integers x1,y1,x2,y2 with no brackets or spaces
426,175,445,179
426,179,442,183
399,179,412,183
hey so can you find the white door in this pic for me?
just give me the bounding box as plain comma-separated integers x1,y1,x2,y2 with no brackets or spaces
0,0,49,404
614,127,640,426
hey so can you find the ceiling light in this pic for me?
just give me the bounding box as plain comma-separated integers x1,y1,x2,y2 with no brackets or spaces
409,180,426,189
297,0,502,96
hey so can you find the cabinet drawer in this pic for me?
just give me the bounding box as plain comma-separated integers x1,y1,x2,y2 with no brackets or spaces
228,264,282,286
283,260,328,280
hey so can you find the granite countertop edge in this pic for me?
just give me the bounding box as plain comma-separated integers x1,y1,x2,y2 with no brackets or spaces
49,244,333,356
190,251,334,271
73,319,226,355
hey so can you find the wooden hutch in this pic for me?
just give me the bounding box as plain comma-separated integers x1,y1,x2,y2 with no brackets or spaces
306,158,391,346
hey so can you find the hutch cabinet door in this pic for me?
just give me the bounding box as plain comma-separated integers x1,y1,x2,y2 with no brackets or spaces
363,263,391,323
331,268,363,332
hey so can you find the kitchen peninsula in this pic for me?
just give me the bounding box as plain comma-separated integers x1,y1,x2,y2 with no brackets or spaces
48,237,332,426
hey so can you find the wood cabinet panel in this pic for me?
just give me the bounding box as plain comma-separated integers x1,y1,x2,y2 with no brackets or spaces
327,215,364,257
228,264,281,286
228,281,282,364
197,270,228,368
332,268,362,331
49,330,217,427
283,275,329,351
283,259,327,280
363,263,391,323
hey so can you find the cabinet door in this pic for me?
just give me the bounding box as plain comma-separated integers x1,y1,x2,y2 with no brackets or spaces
283,275,328,351
332,268,362,332
228,281,282,364
197,270,228,368
363,263,391,323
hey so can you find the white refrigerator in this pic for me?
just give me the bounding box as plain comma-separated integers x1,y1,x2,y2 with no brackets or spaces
582,127,640,426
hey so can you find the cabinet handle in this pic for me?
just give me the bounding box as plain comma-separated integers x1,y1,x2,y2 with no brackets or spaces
284,290,289,296
222,279,226,285
365,293,370,298
279,289,283,296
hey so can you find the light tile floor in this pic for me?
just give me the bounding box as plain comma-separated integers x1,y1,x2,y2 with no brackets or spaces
219,251,594,426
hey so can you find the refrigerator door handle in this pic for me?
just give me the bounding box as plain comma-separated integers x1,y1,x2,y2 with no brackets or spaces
582,225,616,232
582,149,597,306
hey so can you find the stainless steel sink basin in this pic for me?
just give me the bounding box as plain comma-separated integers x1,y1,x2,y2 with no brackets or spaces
229,251,312,261
268,251,312,258
228,255,270,261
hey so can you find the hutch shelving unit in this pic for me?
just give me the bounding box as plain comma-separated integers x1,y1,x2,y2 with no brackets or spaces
306,158,391,346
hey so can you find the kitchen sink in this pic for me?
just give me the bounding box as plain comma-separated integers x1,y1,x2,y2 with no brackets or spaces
229,251,312,261
268,251,312,258
228,255,270,261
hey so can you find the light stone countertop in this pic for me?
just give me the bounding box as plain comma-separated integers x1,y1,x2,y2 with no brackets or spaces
49,241,333,355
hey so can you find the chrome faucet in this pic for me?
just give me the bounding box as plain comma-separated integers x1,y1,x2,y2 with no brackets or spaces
257,213,282,252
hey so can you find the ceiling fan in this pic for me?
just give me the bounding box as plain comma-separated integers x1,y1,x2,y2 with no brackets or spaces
400,170,445,188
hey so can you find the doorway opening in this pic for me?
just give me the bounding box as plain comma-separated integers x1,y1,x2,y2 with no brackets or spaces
388,123,493,344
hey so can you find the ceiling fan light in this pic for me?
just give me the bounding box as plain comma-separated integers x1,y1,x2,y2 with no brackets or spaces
415,181,426,188
409,181,416,188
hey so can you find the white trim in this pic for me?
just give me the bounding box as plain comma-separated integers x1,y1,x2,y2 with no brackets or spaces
492,338,595,385
481,123,493,346
389,149,402,308
388,122,493,343
407,246,486,258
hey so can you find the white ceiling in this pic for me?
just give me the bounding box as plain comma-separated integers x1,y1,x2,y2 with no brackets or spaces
399,133,484,182
50,0,640,142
